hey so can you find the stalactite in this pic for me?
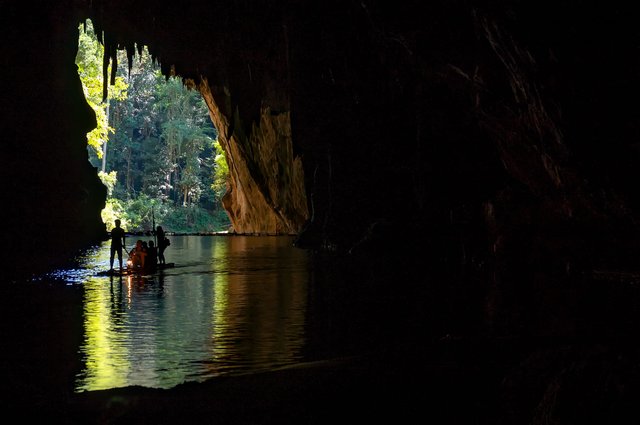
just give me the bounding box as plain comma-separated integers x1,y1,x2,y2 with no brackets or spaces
126,43,135,76
97,34,123,100
161,61,171,80
110,45,117,86
92,17,103,45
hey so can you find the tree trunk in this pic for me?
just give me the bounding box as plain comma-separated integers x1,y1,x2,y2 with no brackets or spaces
101,100,110,173
126,149,132,193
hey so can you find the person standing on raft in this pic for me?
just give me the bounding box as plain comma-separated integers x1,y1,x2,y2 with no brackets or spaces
156,226,168,265
109,219,126,272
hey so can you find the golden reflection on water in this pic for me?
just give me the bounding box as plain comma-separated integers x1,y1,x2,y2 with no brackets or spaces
208,237,308,373
75,236,309,392
211,239,231,370
76,277,130,391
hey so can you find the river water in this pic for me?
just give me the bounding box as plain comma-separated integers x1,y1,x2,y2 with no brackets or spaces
42,235,323,392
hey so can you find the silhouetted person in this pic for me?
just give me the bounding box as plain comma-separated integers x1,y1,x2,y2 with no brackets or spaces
129,239,147,270
110,219,126,271
157,226,168,264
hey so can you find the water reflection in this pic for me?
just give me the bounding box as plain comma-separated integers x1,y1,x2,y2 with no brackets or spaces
74,236,309,392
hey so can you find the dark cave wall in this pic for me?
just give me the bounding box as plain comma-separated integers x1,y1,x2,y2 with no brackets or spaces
3,0,640,291
286,0,640,268
1,2,107,275
199,80,308,235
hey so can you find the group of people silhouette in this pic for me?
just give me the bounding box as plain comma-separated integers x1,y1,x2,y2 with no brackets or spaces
109,219,169,272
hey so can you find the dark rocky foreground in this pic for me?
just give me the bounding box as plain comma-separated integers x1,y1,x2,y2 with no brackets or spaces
66,350,493,425
10,334,640,425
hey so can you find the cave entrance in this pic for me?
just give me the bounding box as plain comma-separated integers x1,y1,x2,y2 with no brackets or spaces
75,19,230,234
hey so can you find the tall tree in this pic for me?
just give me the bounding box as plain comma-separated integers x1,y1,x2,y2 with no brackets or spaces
107,47,161,199
155,77,216,206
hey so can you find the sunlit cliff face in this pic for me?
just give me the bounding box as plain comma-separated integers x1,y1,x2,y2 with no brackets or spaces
198,79,308,235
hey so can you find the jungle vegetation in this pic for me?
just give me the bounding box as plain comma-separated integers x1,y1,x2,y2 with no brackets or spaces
76,19,230,233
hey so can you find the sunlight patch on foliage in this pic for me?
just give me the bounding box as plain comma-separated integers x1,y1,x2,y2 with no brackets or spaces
98,170,118,196
101,198,128,231
212,139,229,201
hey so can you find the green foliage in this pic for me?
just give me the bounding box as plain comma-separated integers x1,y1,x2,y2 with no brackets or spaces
212,139,229,202
162,205,230,233
98,170,118,196
115,199,229,233
101,198,128,231
155,77,216,206
121,194,164,231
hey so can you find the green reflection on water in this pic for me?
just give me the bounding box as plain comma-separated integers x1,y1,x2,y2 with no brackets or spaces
76,277,130,392
211,238,231,370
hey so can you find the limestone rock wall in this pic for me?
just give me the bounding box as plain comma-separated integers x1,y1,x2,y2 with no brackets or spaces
199,80,307,234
